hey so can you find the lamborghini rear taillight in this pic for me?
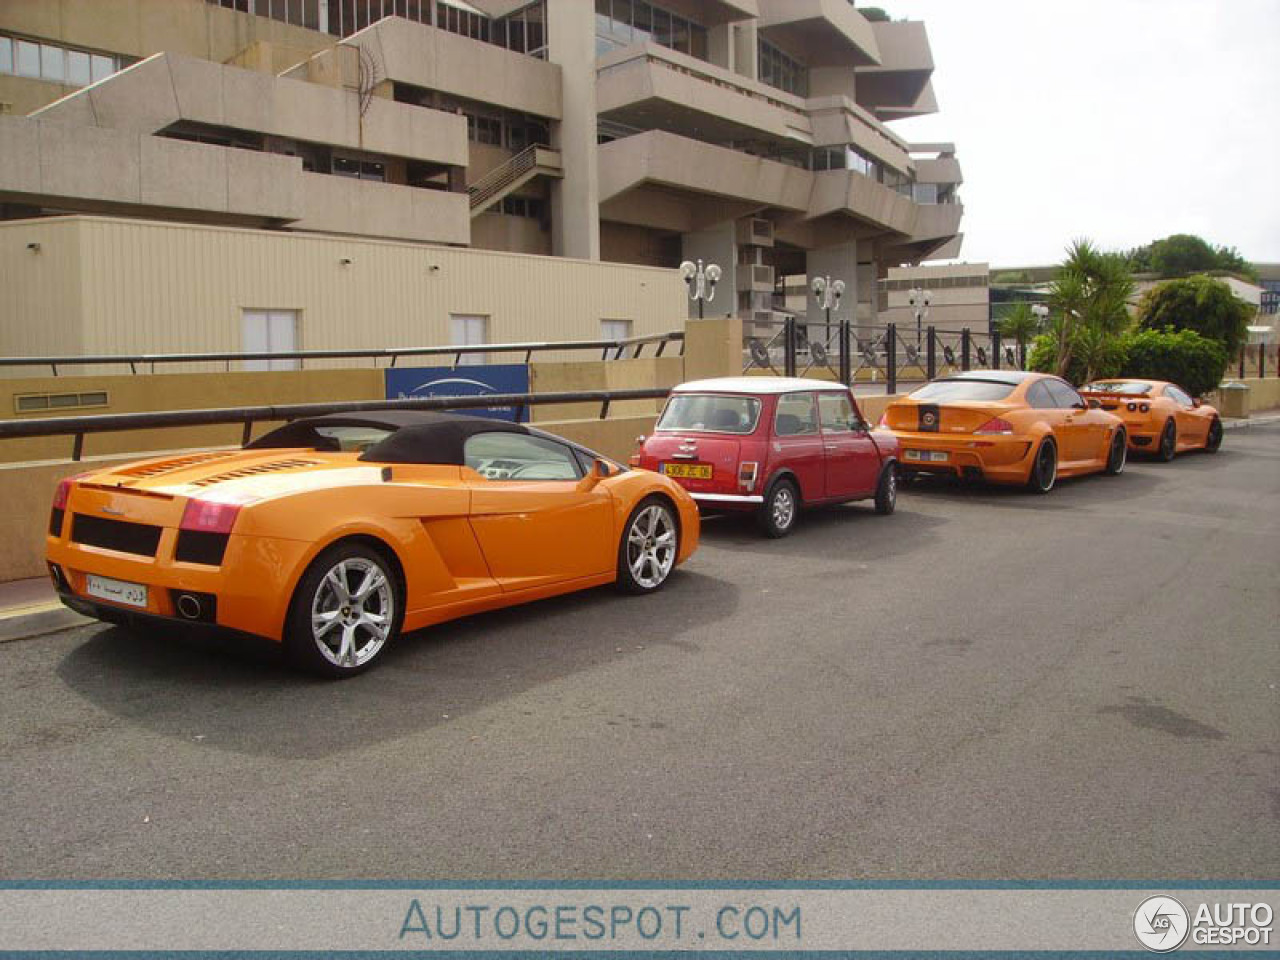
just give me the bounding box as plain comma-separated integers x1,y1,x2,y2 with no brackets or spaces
179,499,242,535
974,417,1014,435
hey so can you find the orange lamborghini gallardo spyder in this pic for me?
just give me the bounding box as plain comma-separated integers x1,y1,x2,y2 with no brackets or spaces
881,371,1128,493
1080,379,1222,460
46,412,700,677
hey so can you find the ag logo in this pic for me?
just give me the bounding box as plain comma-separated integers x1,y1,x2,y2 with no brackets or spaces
1134,896,1190,952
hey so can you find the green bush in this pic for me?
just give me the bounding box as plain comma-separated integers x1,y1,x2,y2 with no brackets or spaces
1026,332,1126,386
1136,274,1253,356
1121,328,1228,399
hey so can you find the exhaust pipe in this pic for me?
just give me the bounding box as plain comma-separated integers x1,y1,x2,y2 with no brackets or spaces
176,593,203,620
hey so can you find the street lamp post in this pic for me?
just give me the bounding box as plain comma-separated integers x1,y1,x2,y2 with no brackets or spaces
1028,303,1049,370
679,259,722,320
811,274,847,382
908,286,932,352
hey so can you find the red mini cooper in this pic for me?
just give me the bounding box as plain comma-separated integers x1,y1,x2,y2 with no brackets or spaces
633,377,901,537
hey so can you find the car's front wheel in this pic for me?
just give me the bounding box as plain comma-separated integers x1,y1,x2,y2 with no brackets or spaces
757,477,799,538
617,497,678,594
1204,417,1223,453
874,463,897,515
1104,429,1127,475
286,542,402,678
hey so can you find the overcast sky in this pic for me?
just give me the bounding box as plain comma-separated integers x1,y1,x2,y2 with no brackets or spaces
886,0,1280,269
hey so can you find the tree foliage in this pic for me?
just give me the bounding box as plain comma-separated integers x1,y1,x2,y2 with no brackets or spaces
1126,234,1257,281
1123,329,1228,399
858,7,892,22
1045,238,1135,380
1136,274,1253,357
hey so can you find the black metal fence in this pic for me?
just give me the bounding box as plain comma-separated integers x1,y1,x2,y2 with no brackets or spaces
0,331,685,376
743,320,1025,393
0,389,673,462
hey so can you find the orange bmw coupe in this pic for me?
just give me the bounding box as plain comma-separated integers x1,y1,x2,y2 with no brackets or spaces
1080,379,1222,460
881,371,1128,493
47,412,700,676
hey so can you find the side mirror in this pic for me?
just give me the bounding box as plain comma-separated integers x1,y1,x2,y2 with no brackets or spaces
1072,401,1087,410
1192,397,1202,408
577,458,610,491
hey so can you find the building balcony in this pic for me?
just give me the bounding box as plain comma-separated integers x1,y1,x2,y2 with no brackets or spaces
856,20,936,120
737,263,776,293
908,201,964,244
756,0,880,67
807,167,915,235
596,43,810,146
808,96,913,174
598,130,811,232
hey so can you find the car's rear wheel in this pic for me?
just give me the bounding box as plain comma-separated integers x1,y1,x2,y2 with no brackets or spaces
286,542,401,678
1027,438,1057,494
1104,429,1127,475
874,463,897,515
616,497,678,595
1158,419,1176,461
1204,417,1223,453
757,477,799,538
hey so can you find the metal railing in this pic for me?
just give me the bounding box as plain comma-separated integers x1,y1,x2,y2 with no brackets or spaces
468,143,559,214
0,388,673,462
743,321,1025,393
0,331,684,376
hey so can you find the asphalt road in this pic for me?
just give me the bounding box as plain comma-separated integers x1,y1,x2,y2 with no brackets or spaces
2,426,1277,881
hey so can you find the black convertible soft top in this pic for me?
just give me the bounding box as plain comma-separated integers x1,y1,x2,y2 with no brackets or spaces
248,411,530,465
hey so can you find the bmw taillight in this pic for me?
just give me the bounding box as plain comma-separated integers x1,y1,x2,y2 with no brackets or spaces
974,417,1014,435
739,461,759,493
180,499,242,535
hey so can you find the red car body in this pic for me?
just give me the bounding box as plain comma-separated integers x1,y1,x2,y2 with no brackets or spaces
632,377,900,536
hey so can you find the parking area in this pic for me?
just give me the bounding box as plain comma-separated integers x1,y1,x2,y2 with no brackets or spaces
1,425,1277,880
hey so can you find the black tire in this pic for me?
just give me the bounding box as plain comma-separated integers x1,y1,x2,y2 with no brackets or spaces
1026,438,1057,494
1204,417,1223,453
1104,429,1127,475
757,477,799,538
616,496,679,595
874,463,898,515
1158,419,1176,462
284,541,403,678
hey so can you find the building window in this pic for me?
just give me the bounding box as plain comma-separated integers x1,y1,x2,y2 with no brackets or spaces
499,196,546,219
594,0,708,60
450,314,489,366
601,319,633,342
912,183,939,205
0,35,129,86
758,39,808,98
242,310,299,372
333,154,387,181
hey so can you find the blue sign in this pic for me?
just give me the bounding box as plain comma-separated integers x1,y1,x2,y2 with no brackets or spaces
384,364,530,421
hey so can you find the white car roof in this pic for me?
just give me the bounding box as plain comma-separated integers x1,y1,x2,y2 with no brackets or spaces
672,377,849,396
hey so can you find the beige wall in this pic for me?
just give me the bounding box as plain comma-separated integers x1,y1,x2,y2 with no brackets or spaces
0,216,686,367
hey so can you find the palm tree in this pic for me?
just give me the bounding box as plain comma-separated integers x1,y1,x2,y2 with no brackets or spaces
998,302,1041,369
1047,238,1135,381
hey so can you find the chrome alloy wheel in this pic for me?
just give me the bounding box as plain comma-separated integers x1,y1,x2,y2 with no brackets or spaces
626,504,677,590
771,485,796,530
309,557,393,669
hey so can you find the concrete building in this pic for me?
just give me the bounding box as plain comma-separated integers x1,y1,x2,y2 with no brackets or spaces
0,0,964,356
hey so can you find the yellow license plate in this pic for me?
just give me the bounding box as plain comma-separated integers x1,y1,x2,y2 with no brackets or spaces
662,463,712,479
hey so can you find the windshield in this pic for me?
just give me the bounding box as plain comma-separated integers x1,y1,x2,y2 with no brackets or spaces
909,380,1017,402
1084,381,1153,395
657,394,761,434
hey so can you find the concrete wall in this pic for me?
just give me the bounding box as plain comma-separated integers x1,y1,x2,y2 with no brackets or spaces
1204,377,1280,418
0,216,686,367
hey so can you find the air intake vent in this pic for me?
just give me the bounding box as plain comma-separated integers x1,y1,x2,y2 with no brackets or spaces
189,459,321,488
117,452,237,478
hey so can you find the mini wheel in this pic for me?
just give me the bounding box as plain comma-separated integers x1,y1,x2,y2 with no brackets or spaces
874,464,897,515
758,477,799,538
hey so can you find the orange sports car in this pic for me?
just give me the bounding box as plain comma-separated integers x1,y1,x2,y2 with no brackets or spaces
46,412,700,677
880,371,1128,492
1080,379,1222,460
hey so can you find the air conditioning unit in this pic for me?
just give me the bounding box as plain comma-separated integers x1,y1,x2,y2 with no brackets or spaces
735,217,775,248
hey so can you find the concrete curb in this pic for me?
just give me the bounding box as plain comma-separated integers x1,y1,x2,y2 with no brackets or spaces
0,604,90,644
1222,414,1280,431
